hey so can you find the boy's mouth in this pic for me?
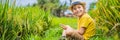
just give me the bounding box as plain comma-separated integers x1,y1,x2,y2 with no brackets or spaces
80,10,82,12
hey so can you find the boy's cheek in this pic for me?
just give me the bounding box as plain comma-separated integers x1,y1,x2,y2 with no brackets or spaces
73,13,76,15
73,12,78,15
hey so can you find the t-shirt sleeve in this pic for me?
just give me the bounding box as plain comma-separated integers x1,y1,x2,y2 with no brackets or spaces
79,16,92,28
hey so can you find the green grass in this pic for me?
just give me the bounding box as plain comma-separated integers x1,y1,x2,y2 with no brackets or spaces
42,17,77,40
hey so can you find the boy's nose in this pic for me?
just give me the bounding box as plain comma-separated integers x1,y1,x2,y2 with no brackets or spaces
76,9,80,12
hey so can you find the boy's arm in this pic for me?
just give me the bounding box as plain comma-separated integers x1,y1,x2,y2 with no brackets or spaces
77,27,86,35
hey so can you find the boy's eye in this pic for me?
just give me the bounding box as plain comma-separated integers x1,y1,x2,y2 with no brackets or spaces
73,8,76,10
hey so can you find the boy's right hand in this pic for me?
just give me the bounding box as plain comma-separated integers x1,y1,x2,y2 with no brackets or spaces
60,24,75,36
60,24,67,30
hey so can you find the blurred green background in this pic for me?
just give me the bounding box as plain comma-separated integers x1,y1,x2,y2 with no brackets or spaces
0,0,120,40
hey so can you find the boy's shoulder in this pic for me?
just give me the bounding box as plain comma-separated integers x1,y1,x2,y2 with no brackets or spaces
82,13,91,19
83,13,94,21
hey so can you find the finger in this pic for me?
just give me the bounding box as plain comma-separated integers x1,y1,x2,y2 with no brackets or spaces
60,24,68,30
60,24,66,28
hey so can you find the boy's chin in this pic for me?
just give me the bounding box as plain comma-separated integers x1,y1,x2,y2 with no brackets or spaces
76,14,83,17
74,15,79,17
74,13,82,17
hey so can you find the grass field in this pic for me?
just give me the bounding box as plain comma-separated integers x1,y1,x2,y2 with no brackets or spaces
42,17,77,40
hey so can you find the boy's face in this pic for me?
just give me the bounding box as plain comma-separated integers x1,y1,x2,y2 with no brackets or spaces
72,4,85,17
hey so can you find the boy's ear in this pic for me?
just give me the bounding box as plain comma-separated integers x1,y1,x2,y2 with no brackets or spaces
69,6,73,12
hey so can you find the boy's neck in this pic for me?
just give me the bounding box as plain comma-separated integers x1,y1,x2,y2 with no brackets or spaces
78,12,86,18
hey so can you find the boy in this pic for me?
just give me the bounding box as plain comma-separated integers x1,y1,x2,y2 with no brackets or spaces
60,1,96,40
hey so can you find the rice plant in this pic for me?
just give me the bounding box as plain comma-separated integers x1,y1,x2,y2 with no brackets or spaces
89,0,120,40
0,0,52,40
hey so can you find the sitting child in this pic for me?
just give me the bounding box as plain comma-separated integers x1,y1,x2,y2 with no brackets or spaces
60,1,96,40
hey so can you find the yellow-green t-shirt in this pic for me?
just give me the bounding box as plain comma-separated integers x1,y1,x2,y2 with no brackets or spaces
77,13,95,40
